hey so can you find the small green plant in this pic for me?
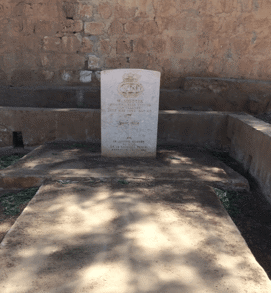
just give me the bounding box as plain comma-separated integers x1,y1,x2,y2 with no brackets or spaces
214,188,230,209
0,154,25,169
0,187,39,215
214,188,241,217
118,180,129,185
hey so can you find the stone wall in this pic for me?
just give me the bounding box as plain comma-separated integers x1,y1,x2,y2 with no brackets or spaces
1,0,271,112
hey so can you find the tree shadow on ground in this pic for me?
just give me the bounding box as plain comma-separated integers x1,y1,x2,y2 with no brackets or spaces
1,175,269,293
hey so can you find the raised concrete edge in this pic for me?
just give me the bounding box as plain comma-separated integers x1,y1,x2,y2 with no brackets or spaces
0,108,230,148
0,141,249,192
228,113,271,203
0,109,270,200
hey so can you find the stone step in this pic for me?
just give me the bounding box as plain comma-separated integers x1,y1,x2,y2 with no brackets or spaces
0,143,249,191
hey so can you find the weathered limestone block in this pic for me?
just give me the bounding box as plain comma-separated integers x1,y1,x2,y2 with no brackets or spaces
41,53,85,70
43,36,61,52
80,37,93,53
88,55,101,70
116,38,133,54
99,39,111,54
134,38,149,54
98,3,112,19
151,38,166,53
105,56,128,68
61,35,82,53
108,20,123,35
62,20,83,33
114,4,137,19
80,71,92,83
129,54,148,68
125,20,143,34
62,1,76,19
34,20,61,36
77,3,93,19
84,22,104,35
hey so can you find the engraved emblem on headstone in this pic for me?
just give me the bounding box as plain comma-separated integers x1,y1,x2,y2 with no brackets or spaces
118,73,144,99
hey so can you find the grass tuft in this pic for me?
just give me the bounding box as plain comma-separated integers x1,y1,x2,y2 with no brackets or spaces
0,154,25,169
0,187,39,215
214,188,242,217
118,180,129,185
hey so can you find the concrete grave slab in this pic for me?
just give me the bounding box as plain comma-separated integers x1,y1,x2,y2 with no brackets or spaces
0,178,270,292
0,143,270,292
101,69,161,157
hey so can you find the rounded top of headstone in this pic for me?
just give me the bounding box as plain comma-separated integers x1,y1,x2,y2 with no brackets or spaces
102,68,161,78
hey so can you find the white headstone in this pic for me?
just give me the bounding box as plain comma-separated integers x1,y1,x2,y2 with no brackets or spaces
101,69,161,157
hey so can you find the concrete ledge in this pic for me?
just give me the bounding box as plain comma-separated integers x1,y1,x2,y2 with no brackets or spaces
228,114,271,203
0,107,229,149
0,143,249,192
1,76,271,114
0,176,44,189
158,111,229,148
0,107,101,146
0,108,271,203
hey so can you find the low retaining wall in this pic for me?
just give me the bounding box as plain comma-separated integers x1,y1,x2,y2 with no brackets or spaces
0,107,101,146
158,111,229,148
0,107,270,203
228,114,271,203
0,107,229,148
1,77,271,114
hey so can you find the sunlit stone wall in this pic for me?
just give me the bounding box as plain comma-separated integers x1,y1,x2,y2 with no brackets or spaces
0,0,271,112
